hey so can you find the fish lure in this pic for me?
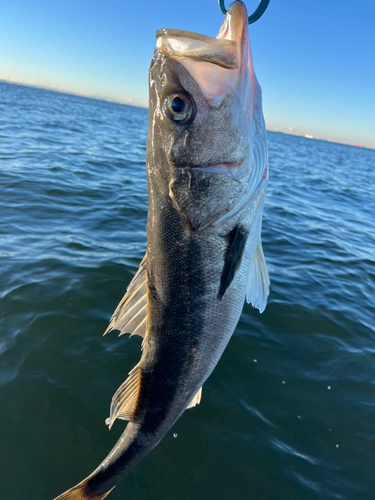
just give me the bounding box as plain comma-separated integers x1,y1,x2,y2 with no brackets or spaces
53,1,269,498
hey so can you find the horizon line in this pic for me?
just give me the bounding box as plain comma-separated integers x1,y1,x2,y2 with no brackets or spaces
1,78,373,152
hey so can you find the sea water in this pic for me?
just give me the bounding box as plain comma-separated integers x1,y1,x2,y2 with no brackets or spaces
1,81,375,500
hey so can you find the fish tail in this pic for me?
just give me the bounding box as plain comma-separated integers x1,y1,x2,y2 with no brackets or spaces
53,478,115,500
53,422,144,500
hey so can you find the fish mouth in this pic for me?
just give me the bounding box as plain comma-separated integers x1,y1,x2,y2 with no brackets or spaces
156,1,249,65
155,29,238,70
217,1,248,45
192,160,246,181
155,1,251,102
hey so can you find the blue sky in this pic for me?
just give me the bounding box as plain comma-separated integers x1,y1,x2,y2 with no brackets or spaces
1,0,374,148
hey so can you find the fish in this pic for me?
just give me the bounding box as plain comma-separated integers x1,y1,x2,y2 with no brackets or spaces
52,1,269,499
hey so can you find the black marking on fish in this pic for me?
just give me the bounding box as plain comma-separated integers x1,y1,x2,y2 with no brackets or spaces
218,225,249,300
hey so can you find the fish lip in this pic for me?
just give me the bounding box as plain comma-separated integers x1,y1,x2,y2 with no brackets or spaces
193,159,244,170
210,160,244,169
192,160,245,181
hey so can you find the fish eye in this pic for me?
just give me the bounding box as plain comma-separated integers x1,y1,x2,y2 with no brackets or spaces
164,93,195,124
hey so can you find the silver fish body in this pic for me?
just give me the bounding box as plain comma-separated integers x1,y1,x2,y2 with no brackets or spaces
53,2,269,499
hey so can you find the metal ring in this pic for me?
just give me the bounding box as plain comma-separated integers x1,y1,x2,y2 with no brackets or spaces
218,0,270,24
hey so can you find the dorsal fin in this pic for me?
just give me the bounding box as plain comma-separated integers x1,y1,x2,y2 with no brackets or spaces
105,365,141,430
104,254,148,338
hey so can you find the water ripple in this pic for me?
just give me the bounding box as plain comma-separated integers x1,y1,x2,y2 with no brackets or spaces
1,82,375,500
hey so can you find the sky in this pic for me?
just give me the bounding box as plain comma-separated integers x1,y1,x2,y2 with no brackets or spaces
1,0,374,148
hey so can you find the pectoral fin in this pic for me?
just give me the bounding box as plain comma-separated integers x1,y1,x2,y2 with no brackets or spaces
218,225,249,300
246,242,269,313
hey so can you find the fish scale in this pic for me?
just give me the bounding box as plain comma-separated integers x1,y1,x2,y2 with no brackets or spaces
52,2,269,499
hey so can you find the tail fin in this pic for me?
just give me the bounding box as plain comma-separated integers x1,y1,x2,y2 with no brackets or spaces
53,477,115,500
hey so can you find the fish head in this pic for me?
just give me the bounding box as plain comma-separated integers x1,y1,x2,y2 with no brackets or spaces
147,0,267,231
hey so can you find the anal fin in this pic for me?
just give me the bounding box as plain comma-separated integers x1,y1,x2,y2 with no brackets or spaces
187,387,202,409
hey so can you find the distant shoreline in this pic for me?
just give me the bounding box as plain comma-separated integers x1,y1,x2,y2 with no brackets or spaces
1,79,373,152
0,78,148,110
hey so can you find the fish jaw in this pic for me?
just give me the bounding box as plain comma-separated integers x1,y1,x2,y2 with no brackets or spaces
148,0,267,232
157,0,261,118
193,160,246,181
147,50,250,232
156,29,238,70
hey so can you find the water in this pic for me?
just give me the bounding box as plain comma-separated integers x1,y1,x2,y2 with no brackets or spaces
1,81,375,500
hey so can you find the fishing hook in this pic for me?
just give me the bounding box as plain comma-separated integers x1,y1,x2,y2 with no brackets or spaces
218,0,270,24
